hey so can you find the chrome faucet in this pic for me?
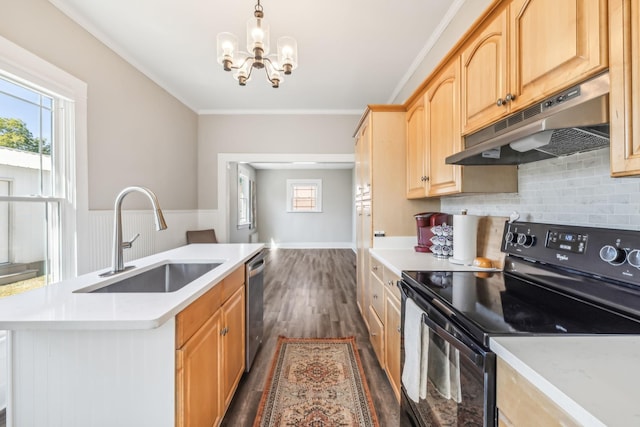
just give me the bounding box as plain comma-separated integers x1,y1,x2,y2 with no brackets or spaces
100,186,168,277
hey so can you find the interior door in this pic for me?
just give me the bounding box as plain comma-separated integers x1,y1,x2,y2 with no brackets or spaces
0,180,9,264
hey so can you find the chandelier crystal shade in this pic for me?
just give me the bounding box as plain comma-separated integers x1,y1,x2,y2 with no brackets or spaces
216,0,298,88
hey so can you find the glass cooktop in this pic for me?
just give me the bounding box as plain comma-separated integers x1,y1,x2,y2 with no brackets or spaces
402,267,640,343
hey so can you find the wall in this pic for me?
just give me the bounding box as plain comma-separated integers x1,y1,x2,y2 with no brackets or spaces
0,0,198,211
197,114,359,210
392,0,493,104
256,169,353,247
442,149,640,230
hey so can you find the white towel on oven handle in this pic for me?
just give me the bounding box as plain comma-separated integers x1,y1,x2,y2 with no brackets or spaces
401,297,429,402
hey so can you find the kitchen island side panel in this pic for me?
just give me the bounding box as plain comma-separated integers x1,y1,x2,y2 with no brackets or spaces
8,318,175,427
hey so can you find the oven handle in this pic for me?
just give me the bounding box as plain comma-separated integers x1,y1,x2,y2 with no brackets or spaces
421,312,483,367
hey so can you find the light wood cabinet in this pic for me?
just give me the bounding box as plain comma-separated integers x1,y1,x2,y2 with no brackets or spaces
220,285,246,410
497,357,580,427
610,0,640,176
176,310,222,427
368,304,385,368
462,0,608,135
461,4,509,134
369,255,402,403
354,107,438,323
407,57,517,198
384,276,401,402
406,99,428,198
176,266,245,427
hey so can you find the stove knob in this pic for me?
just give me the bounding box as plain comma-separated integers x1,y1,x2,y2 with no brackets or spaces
627,249,640,268
516,234,536,248
505,231,519,244
599,245,627,265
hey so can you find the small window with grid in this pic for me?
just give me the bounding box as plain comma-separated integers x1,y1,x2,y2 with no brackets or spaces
286,179,322,213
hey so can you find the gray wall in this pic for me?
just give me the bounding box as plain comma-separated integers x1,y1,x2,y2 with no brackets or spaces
256,169,353,247
0,0,198,210
198,114,359,210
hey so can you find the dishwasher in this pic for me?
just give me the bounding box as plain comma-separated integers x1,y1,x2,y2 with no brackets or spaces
245,250,266,372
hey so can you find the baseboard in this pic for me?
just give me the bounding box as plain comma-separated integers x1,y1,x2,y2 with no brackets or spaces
266,242,353,249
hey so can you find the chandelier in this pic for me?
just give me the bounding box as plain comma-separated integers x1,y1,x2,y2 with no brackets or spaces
216,0,298,88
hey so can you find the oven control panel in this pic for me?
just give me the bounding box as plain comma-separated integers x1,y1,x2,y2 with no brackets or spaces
502,221,640,287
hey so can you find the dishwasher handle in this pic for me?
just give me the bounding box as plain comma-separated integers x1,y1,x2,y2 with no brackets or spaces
248,259,265,278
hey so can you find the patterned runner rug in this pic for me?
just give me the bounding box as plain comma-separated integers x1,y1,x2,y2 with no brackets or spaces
253,336,380,427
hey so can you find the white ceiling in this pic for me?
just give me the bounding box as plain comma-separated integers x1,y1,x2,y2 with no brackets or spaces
48,0,465,114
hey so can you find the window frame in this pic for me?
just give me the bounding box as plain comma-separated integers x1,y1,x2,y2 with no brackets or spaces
286,179,322,213
0,35,88,280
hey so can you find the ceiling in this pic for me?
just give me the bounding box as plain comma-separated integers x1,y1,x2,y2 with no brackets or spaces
49,0,465,114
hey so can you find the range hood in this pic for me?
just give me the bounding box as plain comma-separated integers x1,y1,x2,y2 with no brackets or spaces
446,72,610,165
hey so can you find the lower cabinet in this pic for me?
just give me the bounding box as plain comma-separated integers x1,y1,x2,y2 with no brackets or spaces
497,357,579,427
367,254,402,402
176,266,246,427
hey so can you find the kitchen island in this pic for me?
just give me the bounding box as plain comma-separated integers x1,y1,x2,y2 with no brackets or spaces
0,243,263,427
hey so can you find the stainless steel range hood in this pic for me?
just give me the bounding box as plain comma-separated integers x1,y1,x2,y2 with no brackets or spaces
446,72,610,165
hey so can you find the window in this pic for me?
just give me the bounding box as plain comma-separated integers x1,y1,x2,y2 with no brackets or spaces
286,179,322,213
237,172,251,228
0,36,86,298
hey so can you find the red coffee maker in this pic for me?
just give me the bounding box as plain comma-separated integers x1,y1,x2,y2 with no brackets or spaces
414,212,449,253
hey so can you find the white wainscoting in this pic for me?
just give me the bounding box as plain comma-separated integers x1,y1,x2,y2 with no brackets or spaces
8,319,175,427
0,330,6,412
83,209,219,274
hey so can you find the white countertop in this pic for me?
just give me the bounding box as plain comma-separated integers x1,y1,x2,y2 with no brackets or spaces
0,243,264,330
369,248,498,276
491,336,640,426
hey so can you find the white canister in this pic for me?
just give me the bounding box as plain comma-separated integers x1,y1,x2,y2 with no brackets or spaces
451,211,479,265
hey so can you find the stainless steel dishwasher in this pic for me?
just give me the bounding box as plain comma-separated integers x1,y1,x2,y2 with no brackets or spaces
245,250,265,372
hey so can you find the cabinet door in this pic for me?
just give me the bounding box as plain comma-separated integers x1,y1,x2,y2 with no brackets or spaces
425,57,462,197
176,310,222,427
370,271,385,321
461,5,509,135
368,305,385,368
406,99,427,199
509,0,608,109
610,0,640,176
221,286,246,410
384,293,401,402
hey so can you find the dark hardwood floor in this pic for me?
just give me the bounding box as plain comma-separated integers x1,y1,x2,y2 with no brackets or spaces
221,248,401,426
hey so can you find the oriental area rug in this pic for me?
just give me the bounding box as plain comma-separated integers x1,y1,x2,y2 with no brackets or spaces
253,336,380,427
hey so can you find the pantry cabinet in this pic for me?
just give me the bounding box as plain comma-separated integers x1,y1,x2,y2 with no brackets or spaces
610,0,640,176
176,266,245,427
461,0,608,135
407,56,517,198
497,357,580,427
354,107,438,324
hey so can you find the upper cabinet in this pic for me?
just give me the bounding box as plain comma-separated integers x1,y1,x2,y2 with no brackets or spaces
424,57,463,196
610,0,640,176
407,56,518,199
461,5,509,135
461,0,608,136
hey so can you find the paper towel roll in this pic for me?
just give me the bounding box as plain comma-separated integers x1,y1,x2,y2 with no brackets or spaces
451,214,479,265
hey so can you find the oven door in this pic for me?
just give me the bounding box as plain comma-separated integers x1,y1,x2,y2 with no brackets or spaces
400,281,496,427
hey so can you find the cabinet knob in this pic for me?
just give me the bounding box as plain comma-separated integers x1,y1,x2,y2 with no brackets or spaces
387,280,394,287
496,97,505,107
397,326,401,333
505,93,516,102
373,294,378,299
372,265,378,271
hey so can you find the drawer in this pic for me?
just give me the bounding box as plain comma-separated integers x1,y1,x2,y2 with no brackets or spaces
176,282,223,348
370,256,383,282
370,273,385,321
383,267,401,300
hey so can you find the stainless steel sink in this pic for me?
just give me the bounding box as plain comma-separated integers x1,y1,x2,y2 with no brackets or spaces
80,262,222,293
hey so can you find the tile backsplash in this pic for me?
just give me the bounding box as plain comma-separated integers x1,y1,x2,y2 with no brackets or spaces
442,148,640,230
